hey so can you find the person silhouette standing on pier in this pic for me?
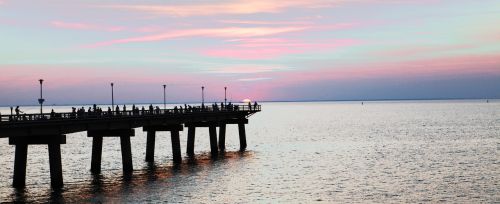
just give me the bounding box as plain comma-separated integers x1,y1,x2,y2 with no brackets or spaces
8,107,13,121
149,104,154,114
15,106,23,120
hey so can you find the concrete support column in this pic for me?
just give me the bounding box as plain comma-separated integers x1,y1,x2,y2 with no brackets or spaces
209,125,218,158
13,144,28,188
88,129,135,173
170,131,182,163
218,124,226,152
9,135,66,189
90,136,103,174
120,135,133,173
187,126,196,156
238,123,247,151
145,131,156,162
48,144,63,188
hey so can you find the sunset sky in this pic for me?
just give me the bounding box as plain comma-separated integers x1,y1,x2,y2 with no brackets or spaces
0,0,499,105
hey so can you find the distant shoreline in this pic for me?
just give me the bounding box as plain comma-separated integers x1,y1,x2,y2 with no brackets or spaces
0,98,497,108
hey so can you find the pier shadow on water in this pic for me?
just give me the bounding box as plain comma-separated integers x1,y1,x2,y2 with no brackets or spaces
7,151,254,203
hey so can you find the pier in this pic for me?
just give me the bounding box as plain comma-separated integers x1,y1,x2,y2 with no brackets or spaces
0,104,260,188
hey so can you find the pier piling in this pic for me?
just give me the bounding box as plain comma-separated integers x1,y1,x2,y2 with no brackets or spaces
187,126,196,156
88,129,135,173
143,125,183,164
9,135,66,188
238,123,247,151
90,136,103,174
145,131,156,162
48,143,63,188
209,125,218,158
13,144,27,188
218,123,226,152
170,130,182,163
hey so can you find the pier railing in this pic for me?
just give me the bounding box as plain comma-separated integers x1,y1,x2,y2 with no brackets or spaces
0,104,261,123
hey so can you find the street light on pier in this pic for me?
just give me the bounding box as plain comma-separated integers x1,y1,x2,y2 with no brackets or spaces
111,83,114,110
224,86,227,106
163,84,166,109
201,86,205,106
38,79,45,116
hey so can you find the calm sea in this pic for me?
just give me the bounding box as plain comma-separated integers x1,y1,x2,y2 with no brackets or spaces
0,100,499,203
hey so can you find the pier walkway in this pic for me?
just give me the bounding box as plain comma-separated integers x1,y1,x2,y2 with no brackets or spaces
0,104,261,188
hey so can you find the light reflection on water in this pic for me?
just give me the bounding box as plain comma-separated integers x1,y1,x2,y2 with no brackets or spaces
0,100,499,203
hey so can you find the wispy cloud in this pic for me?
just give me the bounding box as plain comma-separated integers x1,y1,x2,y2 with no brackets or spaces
237,77,272,82
204,65,288,74
219,20,312,25
100,0,337,17
202,39,361,59
51,21,125,32
86,26,308,47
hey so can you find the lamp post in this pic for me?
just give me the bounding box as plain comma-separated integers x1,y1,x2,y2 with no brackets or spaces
163,84,166,109
111,83,114,110
224,86,227,106
201,86,205,106
38,79,45,116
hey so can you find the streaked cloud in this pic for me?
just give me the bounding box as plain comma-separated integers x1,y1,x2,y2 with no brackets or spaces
100,0,338,17
204,65,289,74
237,77,272,82
51,21,125,32
219,20,312,25
203,38,360,59
87,26,308,47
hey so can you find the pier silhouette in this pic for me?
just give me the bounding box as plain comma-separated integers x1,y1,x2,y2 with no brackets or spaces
0,103,261,189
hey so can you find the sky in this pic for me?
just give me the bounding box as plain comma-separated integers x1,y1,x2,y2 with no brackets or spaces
0,0,499,105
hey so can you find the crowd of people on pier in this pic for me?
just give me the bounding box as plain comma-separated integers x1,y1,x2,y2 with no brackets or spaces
1,102,259,122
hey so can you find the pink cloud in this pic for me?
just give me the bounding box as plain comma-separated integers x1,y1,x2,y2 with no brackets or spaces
51,21,126,32
224,54,500,101
101,0,338,17
86,26,308,47
376,44,476,58
220,20,312,25
203,48,299,60
204,65,288,74
273,54,500,85
202,39,361,59
237,77,272,82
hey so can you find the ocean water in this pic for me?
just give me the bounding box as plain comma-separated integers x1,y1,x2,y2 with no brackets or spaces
0,100,499,203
